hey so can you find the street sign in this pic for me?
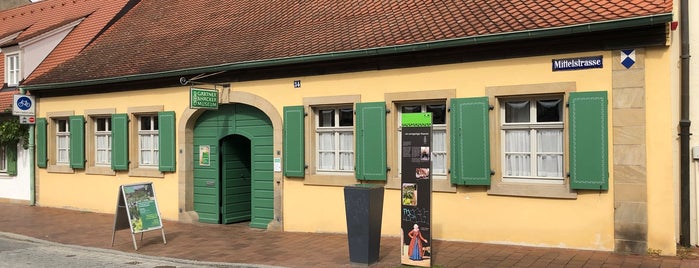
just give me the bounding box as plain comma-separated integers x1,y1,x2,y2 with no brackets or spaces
19,116,35,125
12,95,35,116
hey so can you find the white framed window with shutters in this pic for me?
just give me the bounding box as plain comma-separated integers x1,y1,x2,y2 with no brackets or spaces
94,117,112,166
500,96,564,184
397,102,447,179
55,119,70,165
315,107,354,174
138,115,159,167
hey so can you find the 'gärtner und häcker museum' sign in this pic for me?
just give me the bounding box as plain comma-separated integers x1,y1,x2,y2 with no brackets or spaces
190,88,219,109
552,55,603,71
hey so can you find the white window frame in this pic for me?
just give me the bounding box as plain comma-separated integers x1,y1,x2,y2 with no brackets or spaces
5,52,20,86
94,117,112,166
55,119,70,165
499,96,564,184
138,115,159,167
397,102,448,179
314,106,354,174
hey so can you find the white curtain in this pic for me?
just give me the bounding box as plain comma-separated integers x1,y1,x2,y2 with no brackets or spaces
504,130,530,176
96,135,111,165
432,130,446,175
339,132,353,171
57,135,69,163
537,129,563,177
139,134,158,165
318,132,335,170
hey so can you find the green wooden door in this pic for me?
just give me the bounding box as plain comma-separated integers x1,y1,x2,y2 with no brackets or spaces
193,104,274,228
221,135,252,224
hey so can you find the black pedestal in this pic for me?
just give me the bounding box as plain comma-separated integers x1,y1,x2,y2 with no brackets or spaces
344,184,384,265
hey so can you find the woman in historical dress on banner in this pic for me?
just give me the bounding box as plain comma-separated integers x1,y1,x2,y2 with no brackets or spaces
408,224,428,260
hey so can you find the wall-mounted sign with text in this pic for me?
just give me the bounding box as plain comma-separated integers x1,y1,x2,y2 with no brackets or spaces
552,55,603,71
190,87,219,109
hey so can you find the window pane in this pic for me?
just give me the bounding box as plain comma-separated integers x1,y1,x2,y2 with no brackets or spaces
401,105,421,113
97,118,106,131
140,117,151,130
339,132,353,150
505,130,530,152
318,152,335,170
318,109,334,127
505,154,531,176
427,104,446,124
537,99,562,122
537,129,563,153
505,101,530,123
537,154,563,177
58,120,68,132
339,152,353,171
432,129,447,175
339,108,353,126
318,133,334,150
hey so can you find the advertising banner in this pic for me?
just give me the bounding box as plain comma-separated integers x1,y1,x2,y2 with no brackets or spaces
400,113,432,267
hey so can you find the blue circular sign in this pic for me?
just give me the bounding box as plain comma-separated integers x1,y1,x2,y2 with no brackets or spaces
16,96,32,111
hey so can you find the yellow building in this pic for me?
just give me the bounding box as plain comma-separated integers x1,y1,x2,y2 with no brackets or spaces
21,1,681,256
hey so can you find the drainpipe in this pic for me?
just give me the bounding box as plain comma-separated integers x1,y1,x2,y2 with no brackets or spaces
18,87,35,206
679,0,691,247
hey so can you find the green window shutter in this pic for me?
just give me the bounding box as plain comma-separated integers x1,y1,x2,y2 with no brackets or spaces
450,97,491,185
6,144,17,176
36,118,47,168
355,102,387,181
283,106,305,178
569,91,608,190
111,114,129,171
158,111,176,172
69,115,85,169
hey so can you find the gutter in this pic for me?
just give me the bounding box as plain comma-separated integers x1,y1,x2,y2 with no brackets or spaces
679,0,691,247
22,13,673,91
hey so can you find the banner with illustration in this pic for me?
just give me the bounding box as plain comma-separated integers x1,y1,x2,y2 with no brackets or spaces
122,183,163,233
400,113,432,267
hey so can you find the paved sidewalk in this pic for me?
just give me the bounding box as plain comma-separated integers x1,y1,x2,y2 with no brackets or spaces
1,203,698,268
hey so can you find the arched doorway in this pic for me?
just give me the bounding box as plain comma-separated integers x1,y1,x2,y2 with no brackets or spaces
192,103,274,228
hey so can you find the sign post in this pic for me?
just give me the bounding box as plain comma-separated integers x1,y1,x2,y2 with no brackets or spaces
190,87,219,109
112,182,166,250
400,113,433,267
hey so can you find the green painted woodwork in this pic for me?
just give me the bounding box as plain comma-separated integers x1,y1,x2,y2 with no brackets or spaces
111,114,129,171
193,103,274,228
355,102,387,181
450,97,491,185
36,118,47,168
221,135,252,224
283,106,304,177
6,144,16,176
569,91,609,190
69,115,85,169
158,111,176,172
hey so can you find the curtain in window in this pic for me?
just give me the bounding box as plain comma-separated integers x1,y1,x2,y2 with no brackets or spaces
537,129,563,177
96,135,111,165
504,130,530,176
139,134,158,165
57,136,70,163
318,132,335,170
432,129,446,175
339,132,353,171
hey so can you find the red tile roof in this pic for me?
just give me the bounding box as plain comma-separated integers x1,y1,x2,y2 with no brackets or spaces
27,0,672,86
0,0,135,85
0,90,19,112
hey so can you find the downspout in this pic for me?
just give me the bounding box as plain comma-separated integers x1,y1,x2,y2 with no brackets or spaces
680,0,691,247
18,87,35,206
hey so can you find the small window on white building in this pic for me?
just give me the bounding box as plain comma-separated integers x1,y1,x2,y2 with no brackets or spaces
5,53,20,86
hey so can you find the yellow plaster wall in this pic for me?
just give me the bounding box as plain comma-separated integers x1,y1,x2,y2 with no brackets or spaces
645,46,680,254
237,51,616,250
36,87,189,219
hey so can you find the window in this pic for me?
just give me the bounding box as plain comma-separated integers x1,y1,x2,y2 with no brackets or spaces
5,53,19,86
55,119,70,164
500,97,564,184
138,115,159,167
0,145,6,172
398,103,447,178
315,107,354,173
95,117,112,166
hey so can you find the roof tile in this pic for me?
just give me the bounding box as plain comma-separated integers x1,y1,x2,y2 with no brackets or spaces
26,0,673,85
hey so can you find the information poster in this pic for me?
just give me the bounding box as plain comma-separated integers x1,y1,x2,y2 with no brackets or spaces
122,183,163,233
400,113,432,267
199,145,211,166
